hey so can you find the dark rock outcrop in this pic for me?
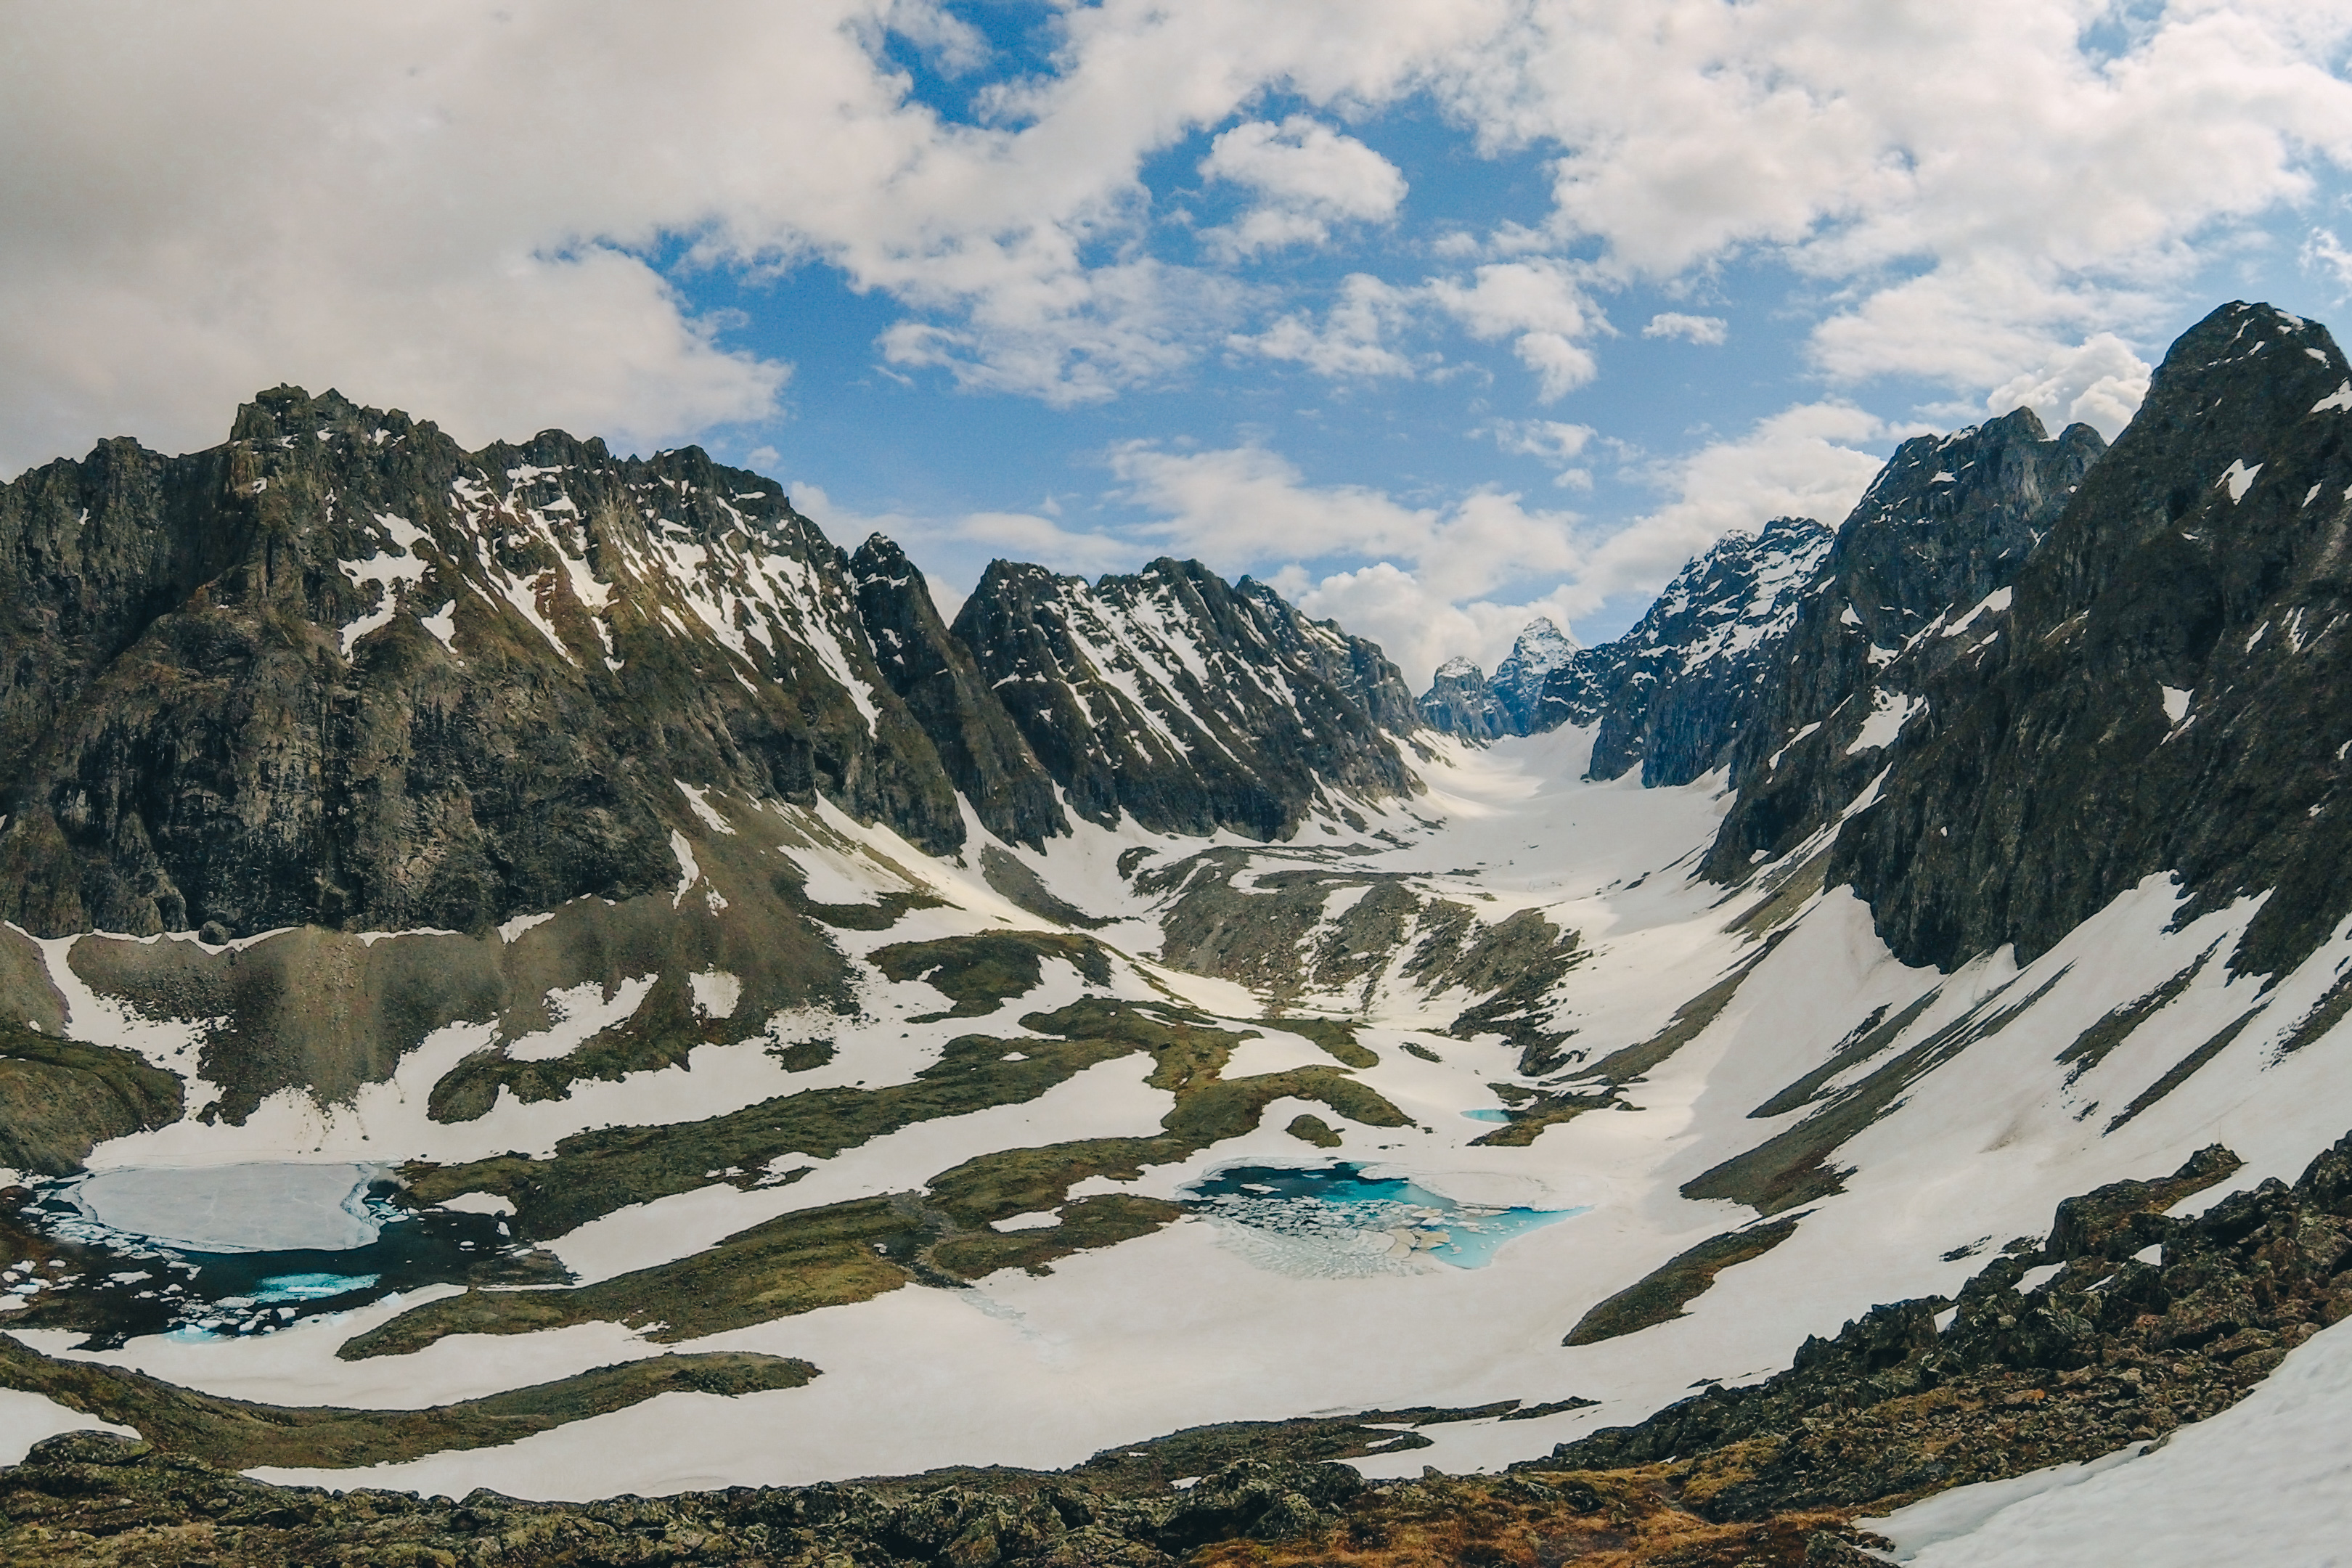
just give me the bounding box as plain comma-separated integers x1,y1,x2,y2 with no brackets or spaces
1707,409,2105,878
1416,518,1833,785
952,558,1419,838
0,385,969,938
1815,303,2352,977
1415,656,1510,739
849,534,1069,850
1538,1135,2344,1524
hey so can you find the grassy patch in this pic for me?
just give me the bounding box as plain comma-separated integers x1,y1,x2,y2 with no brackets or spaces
340,1196,919,1359
375,999,1406,1346
1685,970,2067,1214
1575,939,1782,1087
1257,1016,1378,1069
872,931,1114,1020
404,1021,1148,1241
768,1035,837,1071
1286,1114,1342,1148
926,1193,1183,1280
0,1331,812,1469
2058,950,2213,1082
1562,1218,1802,1346
1468,1088,1619,1147
0,1022,184,1176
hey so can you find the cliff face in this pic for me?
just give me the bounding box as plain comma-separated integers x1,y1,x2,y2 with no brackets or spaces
0,391,1432,939
848,534,1069,851
1705,409,2106,878
950,558,1419,838
1818,303,2352,977
0,386,981,939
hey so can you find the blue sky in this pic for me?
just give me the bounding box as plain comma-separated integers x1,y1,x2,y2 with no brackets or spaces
5,1,2352,682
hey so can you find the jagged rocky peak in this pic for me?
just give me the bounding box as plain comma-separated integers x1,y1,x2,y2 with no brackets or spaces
0,384,976,938
1413,513,1835,785
1826,300,2352,977
1824,405,2108,646
950,555,1419,839
847,533,1068,850
1490,616,1580,728
1575,514,1835,784
1705,405,2109,881
1418,655,1511,740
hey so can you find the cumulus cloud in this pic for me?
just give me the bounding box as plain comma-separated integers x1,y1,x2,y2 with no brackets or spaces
1230,274,1418,378
1643,312,1727,344
1103,401,1887,685
1983,333,2153,440
2306,227,2352,293
1426,259,1607,400
1199,117,1408,259
0,0,1509,470
1441,0,2352,396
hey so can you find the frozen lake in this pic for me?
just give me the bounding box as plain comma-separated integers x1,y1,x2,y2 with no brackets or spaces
1181,1162,1590,1275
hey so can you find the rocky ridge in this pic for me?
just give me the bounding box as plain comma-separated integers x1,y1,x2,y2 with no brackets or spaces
0,390,1423,943
1705,407,2105,882
1805,303,2352,979
952,558,1419,839
1417,518,1833,785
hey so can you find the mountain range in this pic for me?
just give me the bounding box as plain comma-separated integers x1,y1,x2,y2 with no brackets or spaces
3,301,2351,1567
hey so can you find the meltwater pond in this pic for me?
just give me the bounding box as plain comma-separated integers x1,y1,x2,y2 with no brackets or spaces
1181,1164,1588,1278
7,1161,563,1348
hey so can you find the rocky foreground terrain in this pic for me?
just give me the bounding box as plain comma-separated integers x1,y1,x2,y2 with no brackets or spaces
7,1127,2348,1565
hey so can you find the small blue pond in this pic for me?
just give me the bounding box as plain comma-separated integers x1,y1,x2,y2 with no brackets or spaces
1461,1108,1514,1123
1181,1163,1587,1276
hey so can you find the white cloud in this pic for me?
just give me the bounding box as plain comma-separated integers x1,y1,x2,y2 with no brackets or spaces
1983,333,2152,440
1642,312,1727,343
1285,563,1595,690
1230,274,1418,378
0,0,1516,469
1199,117,1408,259
1426,259,1606,399
1103,409,1884,685
2306,226,2352,293
1440,0,2352,394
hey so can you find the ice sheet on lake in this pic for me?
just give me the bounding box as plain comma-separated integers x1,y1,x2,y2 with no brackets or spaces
70,1163,388,1254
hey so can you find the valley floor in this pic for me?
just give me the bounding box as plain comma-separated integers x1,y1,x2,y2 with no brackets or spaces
9,728,2352,1562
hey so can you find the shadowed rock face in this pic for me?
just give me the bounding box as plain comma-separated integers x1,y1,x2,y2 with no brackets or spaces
1416,657,1510,740
849,534,1069,851
1706,408,2105,878
0,385,971,938
1414,518,1832,786
1573,515,1834,785
951,557,1419,838
0,390,1425,941
1818,303,2352,977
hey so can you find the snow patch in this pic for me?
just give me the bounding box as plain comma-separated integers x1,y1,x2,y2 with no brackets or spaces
690,970,743,1021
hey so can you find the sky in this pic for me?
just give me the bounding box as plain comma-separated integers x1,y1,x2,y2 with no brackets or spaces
5,2,2352,686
